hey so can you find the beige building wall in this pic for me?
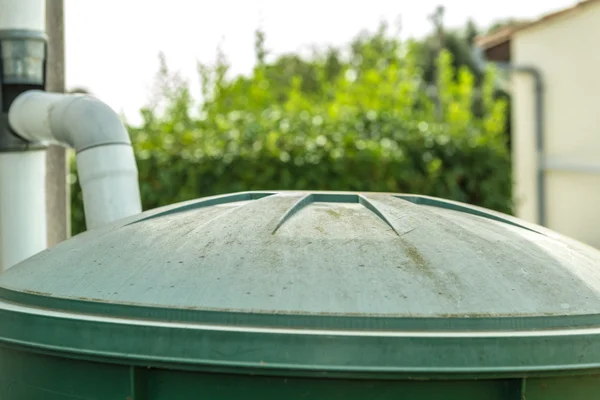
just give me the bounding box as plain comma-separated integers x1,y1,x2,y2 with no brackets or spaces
512,2,600,248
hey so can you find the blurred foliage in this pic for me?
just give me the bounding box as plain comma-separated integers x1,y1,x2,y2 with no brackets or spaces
71,18,511,234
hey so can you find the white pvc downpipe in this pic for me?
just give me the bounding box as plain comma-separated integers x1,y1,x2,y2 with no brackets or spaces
9,91,142,230
0,151,47,270
0,0,45,30
0,0,46,271
76,146,142,229
0,0,141,270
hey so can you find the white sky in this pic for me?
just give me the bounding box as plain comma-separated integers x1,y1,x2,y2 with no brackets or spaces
64,0,577,124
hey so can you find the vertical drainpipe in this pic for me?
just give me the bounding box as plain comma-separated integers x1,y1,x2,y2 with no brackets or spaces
0,0,48,271
0,0,142,272
494,62,545,227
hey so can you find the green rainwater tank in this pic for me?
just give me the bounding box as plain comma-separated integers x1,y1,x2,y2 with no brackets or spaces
1,191,600,399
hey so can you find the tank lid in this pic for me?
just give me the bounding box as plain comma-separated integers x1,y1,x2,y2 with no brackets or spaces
2,191,600,375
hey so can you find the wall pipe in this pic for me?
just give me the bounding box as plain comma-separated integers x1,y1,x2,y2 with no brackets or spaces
0,0,142,271
494,62,545,227
8,90,142,230
0,0,48,271
0,0,45,31
0,151,47,271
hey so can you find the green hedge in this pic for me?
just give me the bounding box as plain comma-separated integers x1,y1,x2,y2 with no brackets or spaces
70,42,511,234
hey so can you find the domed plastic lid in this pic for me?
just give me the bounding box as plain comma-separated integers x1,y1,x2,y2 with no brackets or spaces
2,191,600,375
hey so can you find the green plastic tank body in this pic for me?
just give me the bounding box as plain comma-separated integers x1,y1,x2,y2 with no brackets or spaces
1,191,600,399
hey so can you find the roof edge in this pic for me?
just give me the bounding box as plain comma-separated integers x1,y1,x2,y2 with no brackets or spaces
475,0,600,49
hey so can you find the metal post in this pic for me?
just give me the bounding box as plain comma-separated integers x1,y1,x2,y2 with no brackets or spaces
45,0,69,244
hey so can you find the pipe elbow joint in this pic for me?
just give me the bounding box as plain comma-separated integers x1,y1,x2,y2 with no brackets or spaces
8,90,142,230
49,95,131,152
9,90,131,152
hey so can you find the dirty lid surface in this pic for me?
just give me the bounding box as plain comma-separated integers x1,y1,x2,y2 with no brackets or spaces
2,191,600,375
